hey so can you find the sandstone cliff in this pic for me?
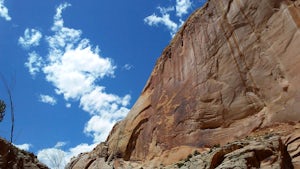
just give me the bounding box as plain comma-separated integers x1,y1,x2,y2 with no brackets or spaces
67,0,300,168
0,138,48,169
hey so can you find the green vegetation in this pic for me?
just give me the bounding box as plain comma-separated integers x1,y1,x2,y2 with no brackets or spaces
185,154,193,162
176,162,184,168
193,150,200,156
213,144,220,148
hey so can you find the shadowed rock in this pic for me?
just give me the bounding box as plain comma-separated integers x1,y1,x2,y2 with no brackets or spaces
0,138,48,169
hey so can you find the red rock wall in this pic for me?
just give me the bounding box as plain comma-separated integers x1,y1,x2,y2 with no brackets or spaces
105,0,300,164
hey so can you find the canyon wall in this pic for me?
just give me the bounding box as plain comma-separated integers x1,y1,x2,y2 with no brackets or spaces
67,0,300,168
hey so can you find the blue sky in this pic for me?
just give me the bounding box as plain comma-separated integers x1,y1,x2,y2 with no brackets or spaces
0,0,205,168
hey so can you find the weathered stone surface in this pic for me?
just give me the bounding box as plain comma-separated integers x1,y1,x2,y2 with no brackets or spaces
66,153,112,169
284,124,300,169
66,142,111,169
67,0,300,168
0,137,48,169
165,135,293,169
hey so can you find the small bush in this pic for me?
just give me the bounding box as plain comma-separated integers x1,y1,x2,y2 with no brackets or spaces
176,162,184,168
184,154,193,162
193,150,200,156
213,144,220,148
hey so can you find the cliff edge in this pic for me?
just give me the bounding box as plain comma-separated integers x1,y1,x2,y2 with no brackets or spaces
0,138,48,169
67,0,300,168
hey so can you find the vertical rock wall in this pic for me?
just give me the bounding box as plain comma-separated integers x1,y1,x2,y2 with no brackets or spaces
67,0,300,168
107,0,300,163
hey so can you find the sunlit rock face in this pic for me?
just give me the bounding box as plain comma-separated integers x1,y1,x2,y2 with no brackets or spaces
67,0,300,168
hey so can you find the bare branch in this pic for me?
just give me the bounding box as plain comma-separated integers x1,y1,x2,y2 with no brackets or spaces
0,100,5,122
0,74,15,143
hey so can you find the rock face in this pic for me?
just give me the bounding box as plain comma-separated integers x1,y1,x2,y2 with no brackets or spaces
0,138,48,169
165,135,293,169
67,0,300,168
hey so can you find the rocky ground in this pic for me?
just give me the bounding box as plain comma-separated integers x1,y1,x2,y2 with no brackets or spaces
67,122,300,169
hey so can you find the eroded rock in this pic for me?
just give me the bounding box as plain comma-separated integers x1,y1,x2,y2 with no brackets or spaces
67,0,300,168
0,138,48,169
165,135,293,169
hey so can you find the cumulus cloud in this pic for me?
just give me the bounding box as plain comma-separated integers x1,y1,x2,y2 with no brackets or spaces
18,28,43,49
144,13,178,36
37,142,96,169
0,0,11,21
39,94,57,105
42,3,130,143
144,0,194,37
176,0,192,17
43,43,115,100
41,3,115,101
21,2,131,146
15,143,32,151
80,87,130,116
80,87,130,142
24,52,43,77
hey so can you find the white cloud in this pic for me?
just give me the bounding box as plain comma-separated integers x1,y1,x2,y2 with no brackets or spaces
18,28,43,49
54,141,67,148
0,0,11,21
15,143,32,151
21,2,131,146
39,94,57,105
66,103,71,108
41,3,115,101
122,64,133,70
144,0,195,37
80,87,130,116
144,13,178,36
157,6,175,14
24,52,43,77
37,142,97,169
52,3,71,31
176,0,192,17
66,143,96,160
80,87,130,142
20,4,132,167
37,148,67,169
43,43,115,100
84,115,115,142
41,3,130,143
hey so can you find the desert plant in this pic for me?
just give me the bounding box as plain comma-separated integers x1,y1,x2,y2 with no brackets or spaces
176,162,184,168
193,150,200,156
213,144,220,148
185,154,193,162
